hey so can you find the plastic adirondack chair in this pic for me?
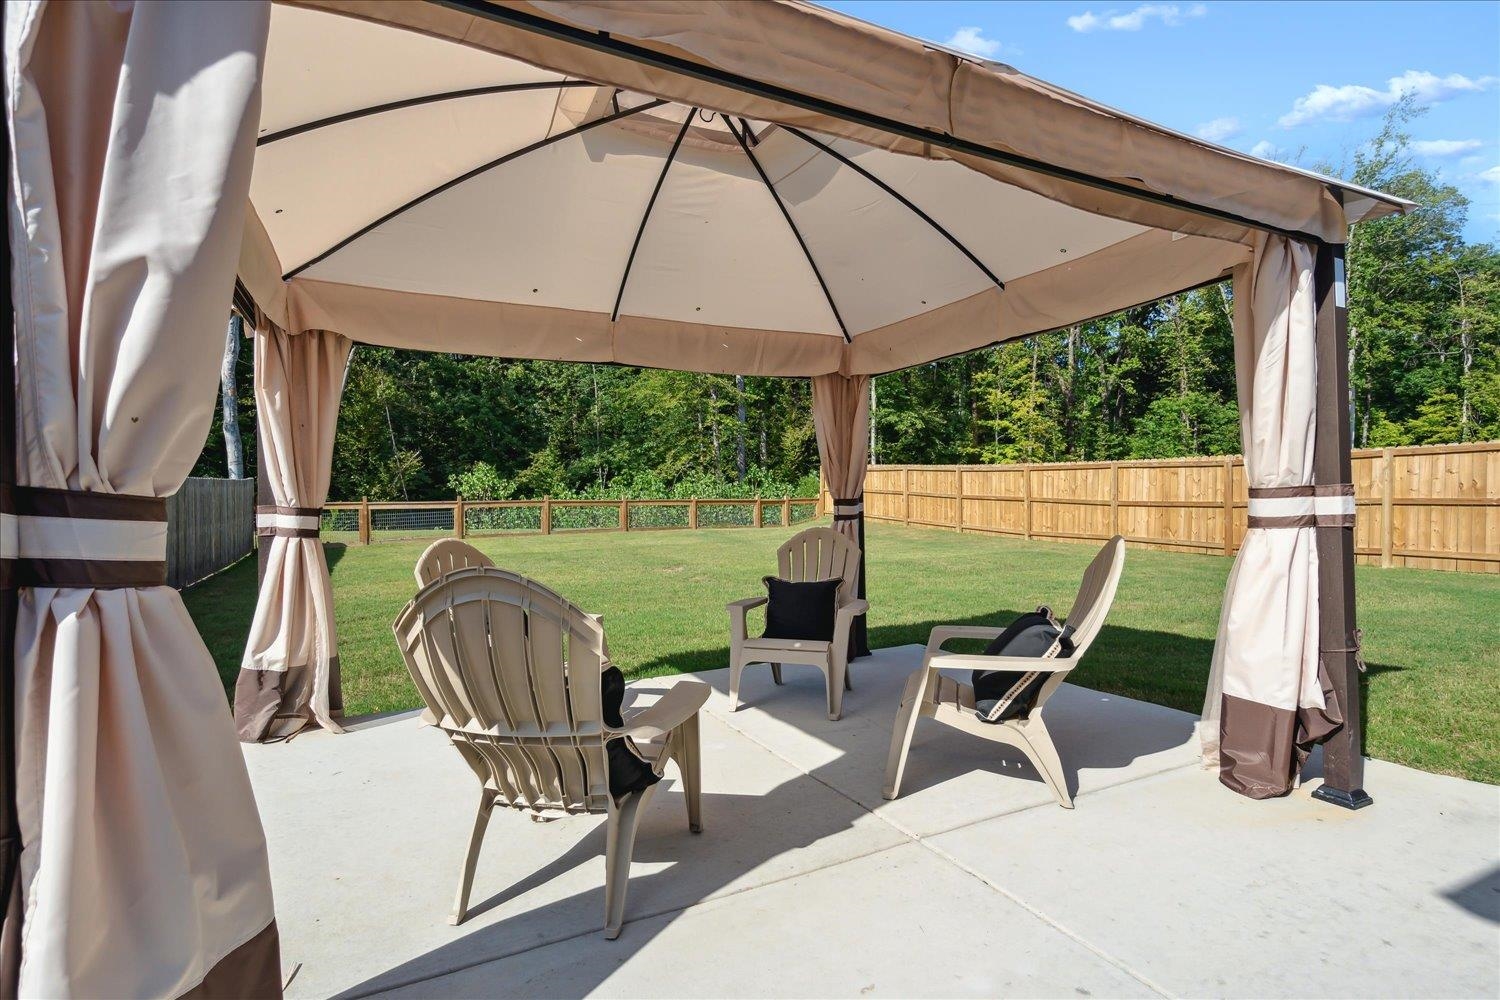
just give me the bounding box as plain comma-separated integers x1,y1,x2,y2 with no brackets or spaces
727,526,868,721
883,536,1126,809
392,566,710,939
414,538,495,586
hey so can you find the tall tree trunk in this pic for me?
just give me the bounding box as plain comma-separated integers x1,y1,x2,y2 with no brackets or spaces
384,401,408,500
734,374,747,481
868,377,878,465
221,313,244,479
708,385,721,464
1458,273,1473,441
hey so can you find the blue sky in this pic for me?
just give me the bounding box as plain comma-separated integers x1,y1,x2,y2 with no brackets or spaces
821,1,1500,243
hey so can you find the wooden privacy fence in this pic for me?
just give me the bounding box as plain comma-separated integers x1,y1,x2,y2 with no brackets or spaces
165,476,255,588
848,441,1498,574
320,496,822,545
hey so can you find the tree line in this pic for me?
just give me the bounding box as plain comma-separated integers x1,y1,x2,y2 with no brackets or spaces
194,104,1498,500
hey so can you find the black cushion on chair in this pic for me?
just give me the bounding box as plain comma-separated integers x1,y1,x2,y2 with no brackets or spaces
971,608,1076,723
761,576,841,642
601,666,662,799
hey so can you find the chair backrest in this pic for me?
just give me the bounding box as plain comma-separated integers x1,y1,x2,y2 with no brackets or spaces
392,567,610,813
414,538,495,587
776,526,861,603
1032,535,1126,710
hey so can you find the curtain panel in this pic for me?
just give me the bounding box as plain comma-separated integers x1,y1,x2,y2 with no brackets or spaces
811,373,871,658
235,323,351,742
5,2,280,995
1201,234,1343,798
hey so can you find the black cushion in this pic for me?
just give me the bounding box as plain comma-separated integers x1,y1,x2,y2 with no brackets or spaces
761,576,841,643
600,665,662,799
971,608,1075,723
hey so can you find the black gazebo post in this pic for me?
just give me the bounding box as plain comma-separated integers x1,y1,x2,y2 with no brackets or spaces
1311,238,1371,810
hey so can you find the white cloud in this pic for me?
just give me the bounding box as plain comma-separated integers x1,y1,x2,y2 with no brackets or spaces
1248,140,1281,161
1480,165,1500,184
943,26,1004,59
1067,4,1206,32
1409,139,1483,157
1279,70,1498,128
1195,117,1241,142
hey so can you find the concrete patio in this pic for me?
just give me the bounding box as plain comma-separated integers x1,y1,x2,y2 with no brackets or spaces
245,645,1500,999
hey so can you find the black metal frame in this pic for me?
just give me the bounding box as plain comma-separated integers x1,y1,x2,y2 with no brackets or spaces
780,125,1004,291
284,97,666,279
256,80,597,146
430,0,1324,244
611,109,695,322
726,117,850,342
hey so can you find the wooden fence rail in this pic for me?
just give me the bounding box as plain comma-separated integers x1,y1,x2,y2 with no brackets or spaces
166,476,255,588
321,495,822,545
835,441,1498,574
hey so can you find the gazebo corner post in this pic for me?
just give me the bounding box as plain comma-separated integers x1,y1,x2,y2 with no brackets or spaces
1310,239,1371,810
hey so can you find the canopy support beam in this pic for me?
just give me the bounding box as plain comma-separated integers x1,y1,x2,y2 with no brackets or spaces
611,109,696,322
1310,239,1371,810
433,0,1322,244
727,118,850,342
284,97,667,279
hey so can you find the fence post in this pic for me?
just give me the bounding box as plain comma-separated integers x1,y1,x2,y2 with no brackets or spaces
1110,461,1120,537
689,497,698,529
955,467,965,533
782,495,791,527
620,498,630,531
1222,457,1235,555
1381,447,1395,568
1022,464,1032,540
541,496,551,535
454,496,465,539
754,498,763,528
358,497,371,545
902,467,911,525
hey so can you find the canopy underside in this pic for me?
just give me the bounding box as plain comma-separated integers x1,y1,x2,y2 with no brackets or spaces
240,2,1402,375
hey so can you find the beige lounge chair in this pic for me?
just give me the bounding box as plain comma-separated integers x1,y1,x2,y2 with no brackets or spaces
393,566,710,939
727,526,868,721
414,537,496,586
883,536,1126,808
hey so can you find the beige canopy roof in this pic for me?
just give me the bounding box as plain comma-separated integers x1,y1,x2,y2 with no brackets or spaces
241,1,1412,377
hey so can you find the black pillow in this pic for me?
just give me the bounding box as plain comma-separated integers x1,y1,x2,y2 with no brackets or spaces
600,665,662,799
761,576,841,643
971,608,1075,723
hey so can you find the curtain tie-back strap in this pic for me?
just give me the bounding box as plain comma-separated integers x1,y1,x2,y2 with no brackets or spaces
1246,484,1355,528
0,485,167,588
832,494,864,522
1322,627,1367,673
257,505,322,538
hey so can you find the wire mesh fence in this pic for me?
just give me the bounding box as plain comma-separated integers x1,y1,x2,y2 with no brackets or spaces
321,495,823,546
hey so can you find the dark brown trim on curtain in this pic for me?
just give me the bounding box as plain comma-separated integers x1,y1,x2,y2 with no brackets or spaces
10,486,165,520
256,527,320,539
179,920,282,1000
12,560,167,589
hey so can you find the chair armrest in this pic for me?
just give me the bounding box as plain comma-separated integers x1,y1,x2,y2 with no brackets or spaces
609,682,711,741
727,596,767,644
836,598,870,619
726,596,769,613
928,652,1073,673
926,624,1007,653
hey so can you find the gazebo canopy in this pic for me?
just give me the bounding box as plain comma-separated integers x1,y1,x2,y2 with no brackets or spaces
241,2,1412,376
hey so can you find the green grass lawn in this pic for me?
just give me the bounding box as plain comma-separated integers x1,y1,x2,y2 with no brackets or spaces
185,522,1500,784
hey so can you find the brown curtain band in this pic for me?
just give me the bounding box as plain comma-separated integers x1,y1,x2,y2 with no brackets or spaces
0,487,168,588
832,495,864,505
1246,484,1354,498
1246,514,1356,529
257,527,320,539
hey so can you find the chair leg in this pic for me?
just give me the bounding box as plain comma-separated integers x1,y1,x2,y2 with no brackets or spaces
675,713,703,834
1014,717,1073,809
728,648,744,712
770,662,783,685
450,791,496,925
603,786,654,939
882,671,928,800
826,656,846,721
844,664,853,691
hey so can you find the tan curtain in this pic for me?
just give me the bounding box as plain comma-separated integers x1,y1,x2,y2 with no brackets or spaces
1200,234,1342,798
812,373,870,656
5,2,280,996
235,324,352,742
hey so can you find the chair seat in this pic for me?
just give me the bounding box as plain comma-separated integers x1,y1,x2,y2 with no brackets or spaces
740,636,832,654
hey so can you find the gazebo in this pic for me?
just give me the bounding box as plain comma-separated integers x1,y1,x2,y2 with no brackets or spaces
0,1,1413,996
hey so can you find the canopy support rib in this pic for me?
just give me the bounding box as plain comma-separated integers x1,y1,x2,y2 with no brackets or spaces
257,80,597,146
283,98,667,280
782,125,1004,291
611,110,696,322
726,118,850,343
